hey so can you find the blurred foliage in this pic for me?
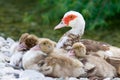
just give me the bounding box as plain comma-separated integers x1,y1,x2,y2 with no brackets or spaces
36,0,120,30
0,0,120,47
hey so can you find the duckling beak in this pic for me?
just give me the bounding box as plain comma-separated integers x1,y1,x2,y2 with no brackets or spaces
54,21,67,30
67,50,75,56
17,42,27,51
31,45,40,51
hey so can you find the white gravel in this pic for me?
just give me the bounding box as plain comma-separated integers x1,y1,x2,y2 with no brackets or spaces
0,36,120,80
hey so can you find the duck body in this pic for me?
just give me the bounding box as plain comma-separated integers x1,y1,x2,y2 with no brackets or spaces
56,32,80,51
80,39,120,59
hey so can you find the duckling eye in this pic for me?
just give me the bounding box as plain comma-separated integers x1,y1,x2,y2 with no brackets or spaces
38,61,45,67
74,47,79,50
43,42,46,45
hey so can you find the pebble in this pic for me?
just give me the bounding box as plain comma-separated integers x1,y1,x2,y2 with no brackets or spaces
104,78,111,80
112,78,120,80
79,78,89,80
68,77,79,80
1,74,16,80
45,77,55,80
20,70,45,80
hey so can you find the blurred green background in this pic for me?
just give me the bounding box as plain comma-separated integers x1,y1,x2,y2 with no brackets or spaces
0,0,120,47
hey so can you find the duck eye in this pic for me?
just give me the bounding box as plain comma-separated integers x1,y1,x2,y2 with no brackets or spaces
70,16,73,18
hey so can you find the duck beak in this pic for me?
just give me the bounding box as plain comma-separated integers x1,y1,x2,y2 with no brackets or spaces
54,21,67,30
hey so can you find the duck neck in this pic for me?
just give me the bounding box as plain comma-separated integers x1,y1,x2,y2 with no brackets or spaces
68,22,85,36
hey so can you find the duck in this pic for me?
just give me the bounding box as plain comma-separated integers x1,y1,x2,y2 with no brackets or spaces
69,42,116,79
55,11,85,51
54,11,120,59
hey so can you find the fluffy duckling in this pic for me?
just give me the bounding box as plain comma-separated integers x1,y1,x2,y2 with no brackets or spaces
69,42,117,79
22,46,47,70
37,38,67,55
18,33,39,51
9,33,39,69
22,38,57,70
39,53,86,78
68,42,86,58
38,38,56,47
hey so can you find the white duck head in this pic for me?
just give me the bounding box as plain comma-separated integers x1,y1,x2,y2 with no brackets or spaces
54,11,85,35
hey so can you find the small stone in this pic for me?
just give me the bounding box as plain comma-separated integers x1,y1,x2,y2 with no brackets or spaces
0,63,6,68
57,77,65,80
6,37,15,46
103,78,111,80
68,77,79,80
45,77,55,80
1,74,16,80
0,53,10,62
79,78,89,80
17,77,30,80
112,78,120,80
20,70,45,80
0,37,5,44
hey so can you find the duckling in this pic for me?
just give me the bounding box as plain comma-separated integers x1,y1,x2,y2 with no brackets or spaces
39,53,86,78
22,38,56,70
18,33,39,51
68,42,86,58
9,33,39,69
22,45,47,70
37,38,67,55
